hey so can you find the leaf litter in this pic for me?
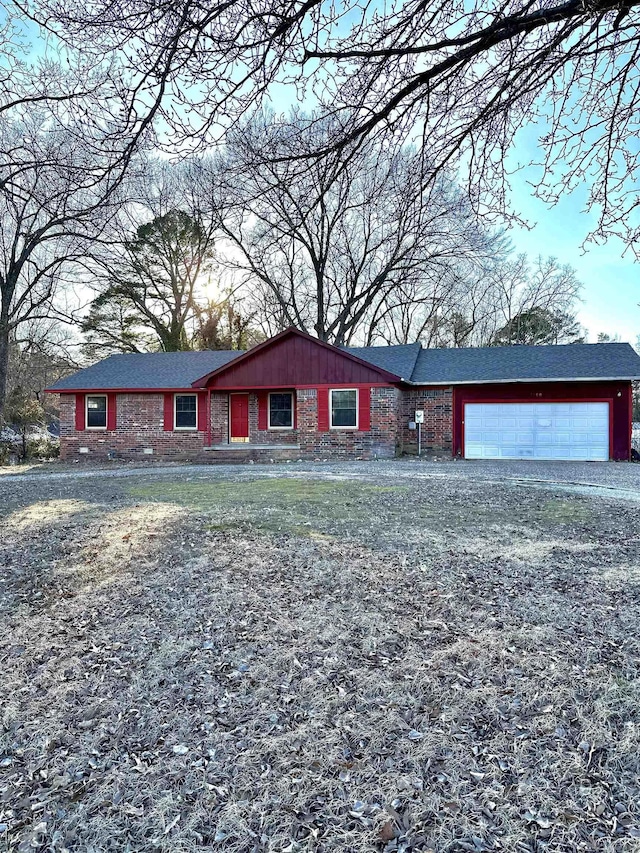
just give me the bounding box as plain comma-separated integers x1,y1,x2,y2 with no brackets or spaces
0,467,639,852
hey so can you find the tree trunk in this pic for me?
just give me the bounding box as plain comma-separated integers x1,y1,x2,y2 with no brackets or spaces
0,316,10,426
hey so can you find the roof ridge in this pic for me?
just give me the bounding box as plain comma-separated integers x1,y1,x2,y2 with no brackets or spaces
406,341,422,382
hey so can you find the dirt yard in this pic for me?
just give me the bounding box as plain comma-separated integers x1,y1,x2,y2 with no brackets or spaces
1,461,639,852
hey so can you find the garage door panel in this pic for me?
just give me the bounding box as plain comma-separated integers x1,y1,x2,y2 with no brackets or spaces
551,431,572,445
464,402,609,461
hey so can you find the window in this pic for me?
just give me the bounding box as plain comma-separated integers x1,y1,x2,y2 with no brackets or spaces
269,392,294,429
330,389,358,428
175,394,197,429
86,395,107,429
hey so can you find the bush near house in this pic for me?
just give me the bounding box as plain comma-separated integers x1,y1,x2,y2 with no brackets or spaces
0,427,60,464
1,388,59,463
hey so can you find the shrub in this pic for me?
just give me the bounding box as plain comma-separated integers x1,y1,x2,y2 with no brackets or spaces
27,433,60,460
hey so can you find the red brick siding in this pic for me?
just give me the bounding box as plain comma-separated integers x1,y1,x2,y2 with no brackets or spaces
60,387,399,462
249,392,299,445
60,393,205,461
399,387,453,454
297,386,399,459
210,392,229,444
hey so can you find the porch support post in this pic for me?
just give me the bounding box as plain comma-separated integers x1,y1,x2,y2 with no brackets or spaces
206,388,212,447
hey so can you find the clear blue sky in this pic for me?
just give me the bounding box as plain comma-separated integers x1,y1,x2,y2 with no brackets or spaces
504,130,639,346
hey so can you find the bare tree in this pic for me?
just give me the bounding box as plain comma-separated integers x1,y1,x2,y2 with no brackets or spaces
1,7,94,116
0,1,162,424
486,255,582,344
0,108,129,423
6,319,78,426
35,0,640,246
218,112,497,346
192,299,264,351
432,254,583,347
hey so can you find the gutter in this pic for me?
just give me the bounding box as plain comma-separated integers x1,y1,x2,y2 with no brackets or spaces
45,386,201,394
45,375,640,393
401,376,640,386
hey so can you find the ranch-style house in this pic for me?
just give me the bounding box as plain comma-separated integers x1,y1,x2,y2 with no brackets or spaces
47,328,640,462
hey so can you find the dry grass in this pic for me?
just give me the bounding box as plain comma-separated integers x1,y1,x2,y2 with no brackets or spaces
1,472,639,852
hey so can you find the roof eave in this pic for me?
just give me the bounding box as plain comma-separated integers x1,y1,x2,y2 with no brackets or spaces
45,386,202,394
406,376,640,386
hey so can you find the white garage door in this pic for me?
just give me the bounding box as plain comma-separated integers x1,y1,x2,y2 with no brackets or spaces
464,402,610,461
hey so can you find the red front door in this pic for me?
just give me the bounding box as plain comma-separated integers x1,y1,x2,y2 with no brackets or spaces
230,394,249,442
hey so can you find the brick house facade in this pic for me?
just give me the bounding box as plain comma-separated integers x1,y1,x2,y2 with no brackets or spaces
49,329,640,462
57,385,402,462
398,387,453,455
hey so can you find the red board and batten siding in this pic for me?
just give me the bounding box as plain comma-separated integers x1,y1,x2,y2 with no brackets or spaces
452,381,633,461
202,333,397,389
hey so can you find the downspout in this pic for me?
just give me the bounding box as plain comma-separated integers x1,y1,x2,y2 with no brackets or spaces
207,387,212,447
629,382,634,461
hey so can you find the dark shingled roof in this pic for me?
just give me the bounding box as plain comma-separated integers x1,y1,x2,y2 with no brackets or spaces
50,351,242,391
48,339,640,391
344,342,421,380
410,342,640,384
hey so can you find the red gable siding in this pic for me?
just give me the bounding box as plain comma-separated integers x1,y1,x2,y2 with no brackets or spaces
203,332,398,389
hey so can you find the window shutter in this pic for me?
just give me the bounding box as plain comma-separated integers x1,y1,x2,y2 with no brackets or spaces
358,387,371,431
317,388,329,431
163,393,174,431
107,393,117,431
75,393,85,431
258,393,268,430
197,392,207,432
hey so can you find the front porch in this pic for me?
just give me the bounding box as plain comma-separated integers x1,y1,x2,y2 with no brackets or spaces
203,439,302,464
208,390,299,448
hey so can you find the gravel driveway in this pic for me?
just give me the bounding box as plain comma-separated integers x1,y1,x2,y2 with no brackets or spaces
1,457,639,501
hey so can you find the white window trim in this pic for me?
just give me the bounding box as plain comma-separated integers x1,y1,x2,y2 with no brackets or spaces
85,394,108,430
330,388,359,430
174,393,198,431
268,391,294,430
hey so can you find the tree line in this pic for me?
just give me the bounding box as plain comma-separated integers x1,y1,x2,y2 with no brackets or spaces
0,106,587,426
3,0,640,426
